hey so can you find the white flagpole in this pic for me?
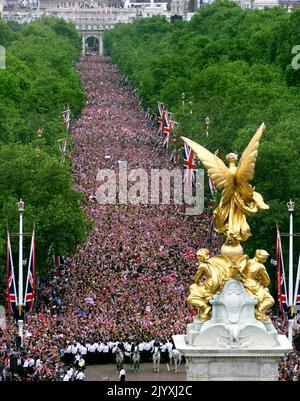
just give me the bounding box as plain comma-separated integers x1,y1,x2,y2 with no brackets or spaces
24,229,34,308
293,252,300,307
17,200,25,345
8,231,18,311
287,199,295,343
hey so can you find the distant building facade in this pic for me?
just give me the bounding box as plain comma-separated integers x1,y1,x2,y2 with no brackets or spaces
278,0,300,10
196,0,280,9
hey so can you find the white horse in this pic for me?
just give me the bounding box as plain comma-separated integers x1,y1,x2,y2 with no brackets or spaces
152,346,161,373
114,347,124,372
168,349,182,373
131,346,140,373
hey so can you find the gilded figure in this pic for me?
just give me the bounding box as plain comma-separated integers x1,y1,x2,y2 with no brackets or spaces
242,249,274,322
182,123,269,242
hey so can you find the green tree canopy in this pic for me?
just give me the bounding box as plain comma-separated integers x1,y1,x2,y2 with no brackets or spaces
104,2,300,294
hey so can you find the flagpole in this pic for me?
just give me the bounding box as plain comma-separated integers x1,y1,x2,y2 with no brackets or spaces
17,199,25,346
287,199,295,343
294,252,300,306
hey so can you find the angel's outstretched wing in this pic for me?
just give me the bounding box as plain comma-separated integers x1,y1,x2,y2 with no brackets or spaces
236,123,266,184
181,137,230,190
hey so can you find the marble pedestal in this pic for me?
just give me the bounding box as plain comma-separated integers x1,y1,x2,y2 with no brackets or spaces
173,279,292,381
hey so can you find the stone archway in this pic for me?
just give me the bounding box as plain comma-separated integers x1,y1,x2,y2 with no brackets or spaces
82,31,104,56
85,36,99,55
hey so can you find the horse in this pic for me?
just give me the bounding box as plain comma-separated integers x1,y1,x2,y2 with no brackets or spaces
131,346,140,373
168,349,182,373
114,346,124,372
152,346,161,373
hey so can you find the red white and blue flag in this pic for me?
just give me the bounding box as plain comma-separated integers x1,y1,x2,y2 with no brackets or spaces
156,102,165,137
276,227,288,313
24,230,36,313
6,232,17,314
53,255,65,267
162,112,175,150
183,143,197,186
182,250,195,260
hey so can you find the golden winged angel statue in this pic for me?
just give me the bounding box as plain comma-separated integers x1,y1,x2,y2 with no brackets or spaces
182,123,269,243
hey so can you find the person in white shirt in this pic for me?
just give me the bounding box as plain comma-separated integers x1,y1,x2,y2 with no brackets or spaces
119,368,126,382
102,343,109,364
35,358,42,368
63,372,71,381
74,353,80,365
23,358,29,369
22,357,30,379
71,344,78,355
65,343,73,365
67,367,74,379
75,370,85,381
102,344,109,353
97,343,104,353
80,345,87,356
138,342,145,352
144,342,152,351
28,357,35,375
90,342,98,353
28,357,35,367
125,342,132,353
66,344,72,353
166,341,173,352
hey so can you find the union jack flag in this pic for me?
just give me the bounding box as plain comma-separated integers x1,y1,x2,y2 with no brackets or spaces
6,232,17,314
208,174,217,199
182,250,195,260
156,102,165,137
276,227,288,313
162,112,175,150
24,230,36,313
183,143,197,186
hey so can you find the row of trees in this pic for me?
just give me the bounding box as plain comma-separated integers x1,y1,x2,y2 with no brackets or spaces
104,2,300,287
0,17,91,280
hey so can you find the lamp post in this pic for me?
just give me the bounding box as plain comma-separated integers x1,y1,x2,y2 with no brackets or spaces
36,128,43,138
17,199,24,346
205,116,210,137
287,199,295,343
181,92,186,107
189,101,193,115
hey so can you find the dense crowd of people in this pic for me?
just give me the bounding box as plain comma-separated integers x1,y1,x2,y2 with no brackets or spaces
0,56,299,381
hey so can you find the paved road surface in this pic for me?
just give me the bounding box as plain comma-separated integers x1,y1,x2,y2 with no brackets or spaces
86,363,186,381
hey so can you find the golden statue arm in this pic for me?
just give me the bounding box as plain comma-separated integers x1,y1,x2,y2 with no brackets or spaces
194,265,211,284
258,267,271,287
